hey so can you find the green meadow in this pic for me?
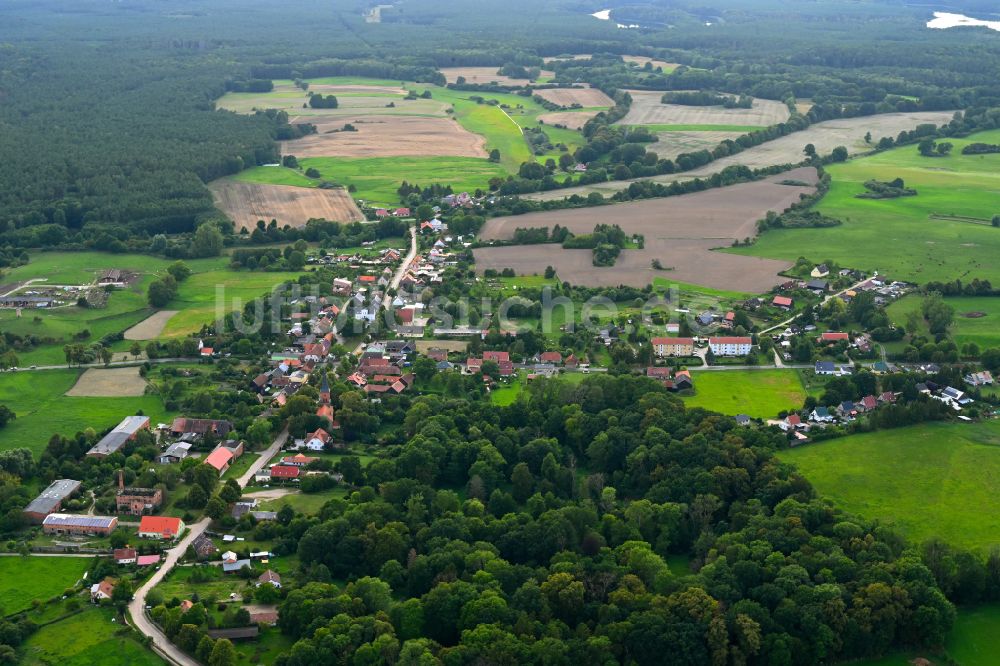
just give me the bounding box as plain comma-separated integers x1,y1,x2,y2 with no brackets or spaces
0,251,302,363
683,369,807,418
20,606,163,666
779,421,1000,551
229,77,591,203
0,556,91,613
731,129,1000,284
887,294,1000,350
0,369,175,455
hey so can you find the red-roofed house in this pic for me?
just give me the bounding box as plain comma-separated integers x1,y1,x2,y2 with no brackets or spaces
281,454,318,468
114,547,137,565
483,351,510,363
539,351,562,364
646,367,672,379
138,515,185,540
204,447,235,476
772,295,793,309
269,465,300,481
358,275,377,284
820,332,850,343
393,207,411,217
200,347,214,357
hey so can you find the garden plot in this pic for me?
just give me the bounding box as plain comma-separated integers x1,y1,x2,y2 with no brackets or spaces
66,367,148,397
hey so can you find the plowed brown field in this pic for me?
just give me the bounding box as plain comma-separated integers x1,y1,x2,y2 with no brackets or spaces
210,180,365,230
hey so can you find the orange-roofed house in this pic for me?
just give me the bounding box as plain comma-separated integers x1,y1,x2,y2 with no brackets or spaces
772,295,793,309
358,275,377,284
204,447,235,476
138,515,185,540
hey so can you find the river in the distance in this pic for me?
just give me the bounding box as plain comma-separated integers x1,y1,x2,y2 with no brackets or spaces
927,11,1000,31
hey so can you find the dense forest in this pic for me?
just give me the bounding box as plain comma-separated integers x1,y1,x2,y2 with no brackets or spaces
2,0,1000,250
252,375,958,664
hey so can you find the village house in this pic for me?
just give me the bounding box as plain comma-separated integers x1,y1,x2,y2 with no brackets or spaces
138,515,185,540
114,547,137,565
965,370,994,387
708,336,753,357
814,361,836,375
280,453,318,468
772,295,793,310
90,578,116,602
257,570,282,588
810,264,830,278
204,447,235,476
158,441,192,464
269,465,301,481
651,337,695,357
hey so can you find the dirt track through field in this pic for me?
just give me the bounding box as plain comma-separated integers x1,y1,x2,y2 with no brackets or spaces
618,91,790,127
124,310,178,340
475,168,818,291
533,87,614,108
525,111,958,202
210,180,365,230
66,367,148,397
281,116,488,158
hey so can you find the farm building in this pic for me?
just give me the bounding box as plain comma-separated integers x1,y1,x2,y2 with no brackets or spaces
820,332,849,343
170,418,233,438
116,477,163,516
87,415,150,457
0,295,53,309
23,479,82,523
708,337,753,356
114,548,137,565
138,515,185,540
42,513,117,537
203,447,235,475
158,442,192,464
651,337,695,357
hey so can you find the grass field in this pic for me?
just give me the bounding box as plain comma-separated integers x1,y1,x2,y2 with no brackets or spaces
732,129,1000,284
683,369,807,418
0,251,298,364
20,606,163,666
0,556,91,613
887,294,1000,350
227,77,589,204
779,421,1000,552
0,369,174,455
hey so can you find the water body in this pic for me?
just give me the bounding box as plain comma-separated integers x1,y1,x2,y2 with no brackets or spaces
590,8,640,28
927,11,1000,31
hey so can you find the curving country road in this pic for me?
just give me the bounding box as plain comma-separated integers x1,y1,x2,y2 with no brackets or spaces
127,429,287,665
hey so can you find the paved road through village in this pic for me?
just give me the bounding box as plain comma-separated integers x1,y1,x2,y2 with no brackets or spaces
127,429,287,665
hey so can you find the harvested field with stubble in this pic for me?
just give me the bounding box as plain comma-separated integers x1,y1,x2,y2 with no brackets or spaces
621,55,678,71
441,67,553,85
66,367,148,397
618,91,790,127
533,87,614,108
525,110,958,202
651,129,746,160
124,310,178,340
210,180,365,230
475,168,817,291
281,116,487,158
538,110,601,130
